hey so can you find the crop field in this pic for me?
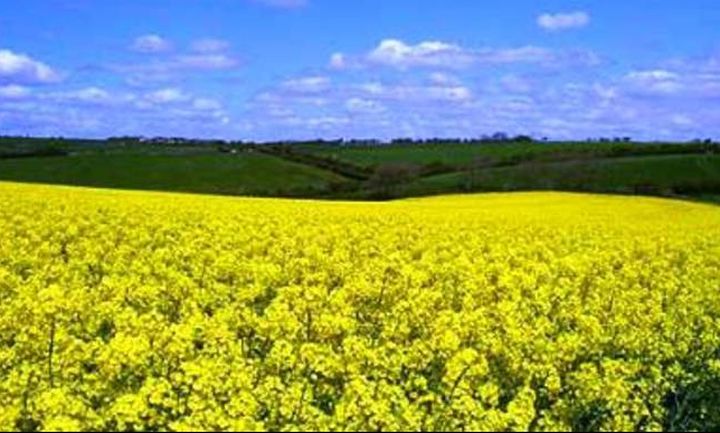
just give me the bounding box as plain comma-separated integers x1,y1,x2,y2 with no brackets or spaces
1,182,719,431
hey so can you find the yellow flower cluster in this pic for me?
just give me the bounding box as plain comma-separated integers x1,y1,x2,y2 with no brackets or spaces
1,182,720,432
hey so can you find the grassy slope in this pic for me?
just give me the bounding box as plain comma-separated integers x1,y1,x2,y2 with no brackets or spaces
1,142,718,203
404,154,720,197
299,142,688,167
0,153,347,197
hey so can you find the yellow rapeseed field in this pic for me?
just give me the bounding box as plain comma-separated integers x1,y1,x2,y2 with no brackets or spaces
1,181,720,432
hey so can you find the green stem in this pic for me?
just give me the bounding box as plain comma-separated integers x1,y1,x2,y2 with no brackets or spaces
48,319,56,388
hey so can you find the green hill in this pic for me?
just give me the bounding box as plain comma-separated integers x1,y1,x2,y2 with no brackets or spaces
0,139,718,203
404,154,720,200
0,153,347,197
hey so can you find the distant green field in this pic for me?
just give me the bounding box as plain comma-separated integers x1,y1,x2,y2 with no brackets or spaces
404,154,720,197
1,140,718,203
0,153,346,196
300,142,709,168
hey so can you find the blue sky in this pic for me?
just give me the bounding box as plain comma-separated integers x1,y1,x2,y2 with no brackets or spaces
0,0,719,141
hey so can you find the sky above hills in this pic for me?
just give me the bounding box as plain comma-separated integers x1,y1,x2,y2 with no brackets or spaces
0,0,719,141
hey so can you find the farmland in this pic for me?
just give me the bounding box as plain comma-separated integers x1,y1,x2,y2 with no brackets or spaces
1,182,720,431
4,1,720,432
296,141,711,168
0,138,719,202
0,152,345,198
406,154,720,198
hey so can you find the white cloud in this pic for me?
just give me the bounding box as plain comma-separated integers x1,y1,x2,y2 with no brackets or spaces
329,53,346,69
41,86,139,107
145,88,190,104
361,82,384,95
360,81,472,103
345,97,386,114
593,84,618,101
190,38,231,53
0,84,31,99
654,55,720,98
241,60,720,141
192,97,223,111
431,86,472,102
281,76,330,93
55,87,112,104
333,39,600,70
500,74,533,93
475,46,598,66
266,106,295,118
696,74,720,98
627,70,679,81
0,49,61,84
175,54,239,69
254,90,329,108
477,46,549,63
115,53,240,84
671,114,694,126
0,84,231,138
624,70,683,94
428,72,462,86
367,39,474,69
131,34,173,53
538,11,590,31
620,66,720,100
306,116,349,128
